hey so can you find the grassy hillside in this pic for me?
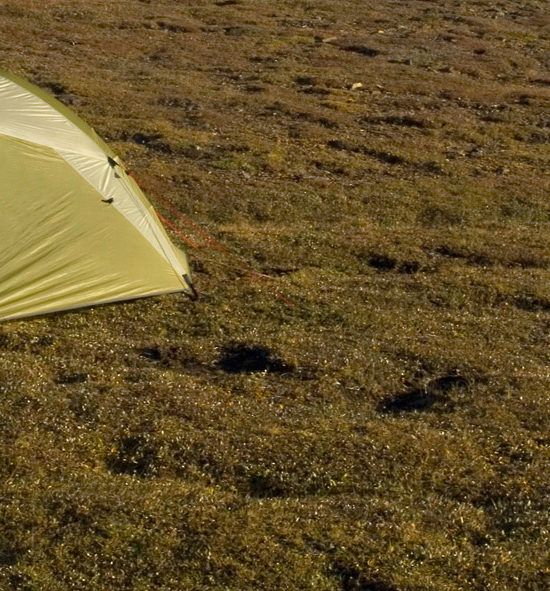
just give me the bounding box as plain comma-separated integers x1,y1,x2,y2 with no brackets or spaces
1,0,549,589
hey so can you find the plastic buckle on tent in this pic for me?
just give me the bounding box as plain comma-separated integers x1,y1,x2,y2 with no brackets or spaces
107,157,123,178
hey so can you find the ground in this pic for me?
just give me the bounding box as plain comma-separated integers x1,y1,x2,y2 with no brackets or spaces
0,1,549,589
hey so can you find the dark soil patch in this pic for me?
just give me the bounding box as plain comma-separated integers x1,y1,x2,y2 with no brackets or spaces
368,254,397,271
0,547,18,567
44,81,67,96
301,87,330,96
434,245,492,266
247,472,287,498
513,256,549,269
431,374,468,391
156,21,196,33
131,132,172,153
179,144,206,160
398,261,420,274
341,45,380,57
106,436,159,478
356,251,420,274
244,84,265,93
417,160,444,174
319,117,339,129
56,373,88,385
224,26,247,36
378,387,437,413
140,347,162,361
513,293,550,313
365,149,405,165
326,140,407,166
267,267,298,276
378,372,468,414
327,139,354,151
295,76,316,86
332,563,396,591
362,115,430,128
527,132,550,144
218,343,292,374
136,347,212,375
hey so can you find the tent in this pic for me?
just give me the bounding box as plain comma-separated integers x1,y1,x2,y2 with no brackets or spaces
0,71,194,321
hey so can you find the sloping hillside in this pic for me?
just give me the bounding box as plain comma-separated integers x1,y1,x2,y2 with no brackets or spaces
0,1,549,589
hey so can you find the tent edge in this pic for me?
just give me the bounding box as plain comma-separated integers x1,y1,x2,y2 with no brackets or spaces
0,288,190,323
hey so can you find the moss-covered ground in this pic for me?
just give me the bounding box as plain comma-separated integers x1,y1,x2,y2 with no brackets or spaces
1,1,549,589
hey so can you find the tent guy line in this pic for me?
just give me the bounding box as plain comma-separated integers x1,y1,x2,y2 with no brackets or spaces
129,173,296,308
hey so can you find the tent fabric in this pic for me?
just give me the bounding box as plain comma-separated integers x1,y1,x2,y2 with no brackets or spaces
0,71,192,321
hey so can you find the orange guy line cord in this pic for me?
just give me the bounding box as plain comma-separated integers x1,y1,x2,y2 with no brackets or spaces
156,212,199,249
131,171,294,307
198,256,296,308
129,172,224,251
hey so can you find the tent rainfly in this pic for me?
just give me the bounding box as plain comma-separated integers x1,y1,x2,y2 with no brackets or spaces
0,71,194,321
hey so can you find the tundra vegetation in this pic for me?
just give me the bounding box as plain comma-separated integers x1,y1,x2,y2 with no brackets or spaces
0,0,549,589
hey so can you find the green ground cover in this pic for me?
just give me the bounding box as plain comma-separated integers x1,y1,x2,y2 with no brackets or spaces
0,1,549,589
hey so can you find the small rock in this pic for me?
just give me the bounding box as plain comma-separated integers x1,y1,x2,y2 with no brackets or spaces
350,82,363,90
322,36,339,43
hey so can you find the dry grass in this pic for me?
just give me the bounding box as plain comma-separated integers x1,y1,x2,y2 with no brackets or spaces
1,0,550,589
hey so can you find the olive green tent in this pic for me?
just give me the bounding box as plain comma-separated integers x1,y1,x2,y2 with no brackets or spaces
0,71,194,321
